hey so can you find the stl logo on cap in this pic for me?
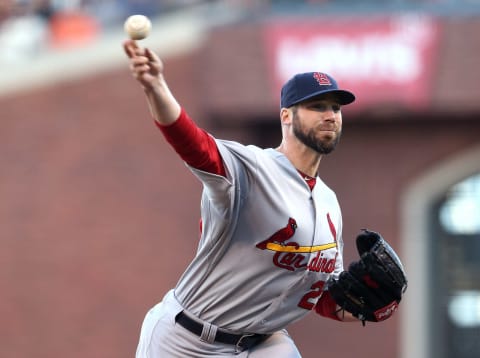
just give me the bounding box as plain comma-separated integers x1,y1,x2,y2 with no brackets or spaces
313,72,331,86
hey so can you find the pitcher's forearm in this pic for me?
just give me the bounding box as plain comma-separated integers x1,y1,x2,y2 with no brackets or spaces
144,83,181,126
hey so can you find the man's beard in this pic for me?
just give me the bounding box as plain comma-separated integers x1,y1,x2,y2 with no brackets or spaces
292,113,341,154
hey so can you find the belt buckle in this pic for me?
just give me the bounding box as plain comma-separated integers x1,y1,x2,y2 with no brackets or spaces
235,333,255,352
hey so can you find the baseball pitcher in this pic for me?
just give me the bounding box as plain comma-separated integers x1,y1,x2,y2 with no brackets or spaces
123,39,407,358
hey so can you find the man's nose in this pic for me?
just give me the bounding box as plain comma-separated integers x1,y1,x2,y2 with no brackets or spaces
323,109,336,121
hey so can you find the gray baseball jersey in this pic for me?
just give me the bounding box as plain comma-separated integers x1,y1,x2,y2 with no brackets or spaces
174,139,344,334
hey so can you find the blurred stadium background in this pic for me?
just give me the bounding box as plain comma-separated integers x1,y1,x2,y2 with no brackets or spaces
1,1,479,357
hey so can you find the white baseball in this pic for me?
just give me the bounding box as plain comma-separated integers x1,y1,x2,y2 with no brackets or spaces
124,15,152,40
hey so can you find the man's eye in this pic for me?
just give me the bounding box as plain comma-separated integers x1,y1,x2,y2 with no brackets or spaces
308,104,341,112
309,104,328,111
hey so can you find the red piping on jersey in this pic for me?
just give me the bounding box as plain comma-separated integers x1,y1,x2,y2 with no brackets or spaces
155,108,226,177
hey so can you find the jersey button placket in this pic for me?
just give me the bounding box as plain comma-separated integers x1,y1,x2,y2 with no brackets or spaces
309,195,317,262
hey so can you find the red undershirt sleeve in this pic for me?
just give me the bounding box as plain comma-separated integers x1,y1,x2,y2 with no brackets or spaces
154,108,226,177
315,291,342,321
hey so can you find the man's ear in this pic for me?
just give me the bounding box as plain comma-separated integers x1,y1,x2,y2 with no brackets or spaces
280,107,292,125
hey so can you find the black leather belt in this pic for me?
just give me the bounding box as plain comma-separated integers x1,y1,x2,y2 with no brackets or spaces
175,311,269,350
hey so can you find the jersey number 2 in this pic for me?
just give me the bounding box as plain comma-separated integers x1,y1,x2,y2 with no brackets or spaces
298,281,325,310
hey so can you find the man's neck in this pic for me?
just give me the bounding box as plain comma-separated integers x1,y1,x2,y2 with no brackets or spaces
276,142,322,178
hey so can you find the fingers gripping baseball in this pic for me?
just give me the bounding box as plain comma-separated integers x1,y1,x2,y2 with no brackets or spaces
123,40,164,90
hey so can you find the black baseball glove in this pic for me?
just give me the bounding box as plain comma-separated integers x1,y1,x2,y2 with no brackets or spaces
326,230,408,325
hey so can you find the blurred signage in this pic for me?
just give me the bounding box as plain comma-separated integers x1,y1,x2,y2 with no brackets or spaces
264,15,440,110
